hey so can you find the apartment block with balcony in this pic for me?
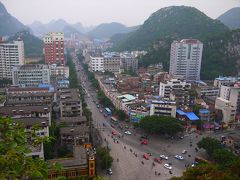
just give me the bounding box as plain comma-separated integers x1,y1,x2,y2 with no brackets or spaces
150,100,176,117
59,89,82,117
103,57,121,74
0,40,24,79
12,64,50,87
89,56,104,72
159,78,191,100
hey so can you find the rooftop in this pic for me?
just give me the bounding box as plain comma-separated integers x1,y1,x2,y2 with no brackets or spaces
176,109,199,121
0,105,50,115
12,117,49,127
118,94,136,102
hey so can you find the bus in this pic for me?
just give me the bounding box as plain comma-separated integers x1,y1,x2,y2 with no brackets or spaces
104,108,112,116
111,116,119,125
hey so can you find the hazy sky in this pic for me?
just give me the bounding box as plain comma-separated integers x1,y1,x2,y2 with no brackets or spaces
1,0,240,26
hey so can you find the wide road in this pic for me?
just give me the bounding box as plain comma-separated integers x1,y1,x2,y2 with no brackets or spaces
71,52,202,180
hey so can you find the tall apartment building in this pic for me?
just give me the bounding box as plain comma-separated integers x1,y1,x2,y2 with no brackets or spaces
169,39,203,80
159,79,191,100
89,56,104,72
12,64,50,87
43,32,64,65
0,40,24,79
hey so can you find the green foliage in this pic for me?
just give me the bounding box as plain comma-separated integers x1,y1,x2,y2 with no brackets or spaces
114,109,127,121
0,117,50,179
212,149,236,169
97,90,114,108
66,53,79,89
7,30,43,57
96,147,113,169
197,137,222,156
112,6,229,51
139,115,183,135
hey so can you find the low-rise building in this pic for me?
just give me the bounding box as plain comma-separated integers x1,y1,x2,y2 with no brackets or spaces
199,109,210,121
159,79,191,100
215,97,236,124
214,76,239,88
59,89,82,117
116,94,137,113
120,55,138,73
12,64,50,87
197,85,219,97
150,100,176,117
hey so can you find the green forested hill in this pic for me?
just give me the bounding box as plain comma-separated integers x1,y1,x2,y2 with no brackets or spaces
111,6,229,51
110,6,240,80
7,30,43,57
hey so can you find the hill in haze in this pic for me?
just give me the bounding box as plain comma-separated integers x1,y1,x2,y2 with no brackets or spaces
0,1,27,36
28,19,85,38
7,30,43,58
217,7,240,29
88,22,139,39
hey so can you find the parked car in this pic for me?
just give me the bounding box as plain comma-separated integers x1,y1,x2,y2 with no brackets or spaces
164,163,172,170
175,155,184,160
182,149,187,154
124,130,132,135
141,139,148,145
106,168,112,175
160,155,169,160
112,131,117,135
143,153,150,160
154,158,161,164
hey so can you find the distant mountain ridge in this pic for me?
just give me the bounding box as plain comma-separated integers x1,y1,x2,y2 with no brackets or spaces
88,22,139,39
0,1,27,36
217,7,240,29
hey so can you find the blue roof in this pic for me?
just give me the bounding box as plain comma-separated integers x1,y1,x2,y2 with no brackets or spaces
199,109,210,114
177,109,199,121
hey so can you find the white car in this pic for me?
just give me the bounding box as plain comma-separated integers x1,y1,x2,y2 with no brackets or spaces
175,155,184,160
164,163,172,170
182,149,187,154
160,155,169,160
107,168,112,175
124,130,132,135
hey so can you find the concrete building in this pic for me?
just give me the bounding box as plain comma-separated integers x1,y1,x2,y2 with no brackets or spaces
0,40,24,79
59,89,82,117
103,54,121,74
215,97,236,123
150,100,176,117
169,39,203,80
5,87,54,107
159,79,191,100
120,55,138,73
197,85,219,97
12,64,50,87
89,56,104,72
43,32,64,65
50,64,69,79
214,76,239,88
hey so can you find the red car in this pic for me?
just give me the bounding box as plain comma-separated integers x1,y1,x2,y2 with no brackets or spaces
141,139,148,145
143,153,150,160
154,158,161,164
112,131,117,135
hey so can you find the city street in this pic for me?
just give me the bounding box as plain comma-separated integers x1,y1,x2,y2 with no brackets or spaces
72,53,205,180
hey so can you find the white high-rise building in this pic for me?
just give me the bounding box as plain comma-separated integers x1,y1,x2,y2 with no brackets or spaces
89,56,104,72
0,40,24,79
169,39,203,81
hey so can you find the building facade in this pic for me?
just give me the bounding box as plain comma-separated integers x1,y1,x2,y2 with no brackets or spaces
89,56,104,72
103,57,121,74
43,32,64,65
12,64,50,87
0,40,24,79
120,57,138,73
159,79,191,100
150,100,176,117
169,39,203,80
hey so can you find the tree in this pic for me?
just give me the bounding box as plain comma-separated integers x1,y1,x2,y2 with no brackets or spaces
96,147,113,169
0,117,50,179
114,109,127,121
139,115,183,135
197,137,222,156
212,149,236,169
